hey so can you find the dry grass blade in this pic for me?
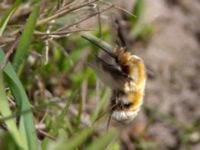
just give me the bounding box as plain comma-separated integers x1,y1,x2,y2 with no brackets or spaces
0,33,21,71
0,36,16,45
35,29,93,41
57,4,113,32
35,29,92,36
99,0,136,17
36,0,98,26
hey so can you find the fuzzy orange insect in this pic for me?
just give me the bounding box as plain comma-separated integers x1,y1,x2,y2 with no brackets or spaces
82,36,146,123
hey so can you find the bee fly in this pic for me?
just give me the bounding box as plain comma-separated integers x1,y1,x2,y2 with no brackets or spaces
82,35,146,123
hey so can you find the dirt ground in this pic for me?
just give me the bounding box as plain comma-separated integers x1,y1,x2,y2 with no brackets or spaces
113,0,200,149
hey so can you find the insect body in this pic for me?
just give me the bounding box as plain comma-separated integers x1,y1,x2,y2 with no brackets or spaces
82,35,146,122
115,52,146,122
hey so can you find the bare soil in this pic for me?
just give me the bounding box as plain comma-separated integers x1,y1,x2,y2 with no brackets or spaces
114,0,200,149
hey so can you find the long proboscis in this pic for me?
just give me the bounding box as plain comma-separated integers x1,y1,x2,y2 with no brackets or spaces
81,35,117,60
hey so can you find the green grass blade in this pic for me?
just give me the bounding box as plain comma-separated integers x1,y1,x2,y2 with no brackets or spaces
49,127,94,150
0,132,18,150
0,0,21,36
13,5,39,71
0,49,38,150
86,128,118,150
131,0,144,23
50,100,73,135
0,71,27,150
91,89,109,121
